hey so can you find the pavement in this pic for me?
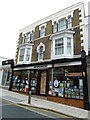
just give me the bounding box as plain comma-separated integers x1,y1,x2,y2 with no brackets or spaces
0,85,90,119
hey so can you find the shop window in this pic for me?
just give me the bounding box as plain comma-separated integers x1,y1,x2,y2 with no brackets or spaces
53,21,57,33
13,71,30,92
40,26,45,38
48,66,83,100
58,18,66,31
26,32,30,42
55,38,64,55
68,16,72,29
19,48,25,62
25,48,31,61
67,37,71,55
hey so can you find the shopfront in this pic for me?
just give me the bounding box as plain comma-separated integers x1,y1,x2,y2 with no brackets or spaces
13,59,86,108
47,65,84,108
13,63,51,95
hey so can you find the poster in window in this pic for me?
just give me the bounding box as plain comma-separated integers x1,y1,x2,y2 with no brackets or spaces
58,87,64,97
53,79,59,88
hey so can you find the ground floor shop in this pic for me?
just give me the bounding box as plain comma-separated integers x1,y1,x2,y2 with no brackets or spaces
13,58,88,109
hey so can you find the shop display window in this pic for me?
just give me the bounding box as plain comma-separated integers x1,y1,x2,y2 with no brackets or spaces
13,71,29,92
30,70,38,94
48,66,84,100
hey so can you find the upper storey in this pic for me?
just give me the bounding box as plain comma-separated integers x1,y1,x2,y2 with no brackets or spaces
15,2,85,64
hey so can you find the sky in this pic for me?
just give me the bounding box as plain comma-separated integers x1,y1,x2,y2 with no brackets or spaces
0,0,89,59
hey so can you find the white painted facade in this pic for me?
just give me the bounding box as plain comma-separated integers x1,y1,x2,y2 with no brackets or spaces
0,57,8,85
50,30,74,60
83,16,90,55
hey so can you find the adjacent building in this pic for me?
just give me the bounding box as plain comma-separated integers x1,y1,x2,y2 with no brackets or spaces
13,2,90,109
0,56,10,86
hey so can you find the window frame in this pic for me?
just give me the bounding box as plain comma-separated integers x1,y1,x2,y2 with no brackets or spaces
68,16,72,29
40,26,45,38
58,18,66,32
55,38,64,55
67,37,72,55
38,46,44,61
19,48,25,62
25,48,31,62
26,32,30,43
53,21,57,33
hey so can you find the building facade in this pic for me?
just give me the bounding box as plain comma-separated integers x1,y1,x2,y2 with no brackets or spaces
0,56,11,86
13,2,90,109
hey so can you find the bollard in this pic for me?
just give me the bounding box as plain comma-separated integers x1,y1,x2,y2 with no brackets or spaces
28,91,31,104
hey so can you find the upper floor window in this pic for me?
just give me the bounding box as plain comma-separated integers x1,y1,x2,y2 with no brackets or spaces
38,46,43,61
55,38,64,55
26,32,30,42
37,42,45,61
58,18,66,31
40,26,45,38
68,16,72,29
67,37,71,55
53,21,57,33
22,34,25,44
31,31,34,41
19,48,25,62
26,48,31,61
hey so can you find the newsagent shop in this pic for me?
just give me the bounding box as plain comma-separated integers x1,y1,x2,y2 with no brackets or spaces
13,57,88,109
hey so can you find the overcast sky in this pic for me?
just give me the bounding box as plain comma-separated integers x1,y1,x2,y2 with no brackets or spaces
0,0,89,59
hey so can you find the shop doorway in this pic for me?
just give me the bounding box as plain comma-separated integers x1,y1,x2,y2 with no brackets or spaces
40,71,47,95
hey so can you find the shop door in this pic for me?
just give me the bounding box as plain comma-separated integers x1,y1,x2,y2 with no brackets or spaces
40,71,47,95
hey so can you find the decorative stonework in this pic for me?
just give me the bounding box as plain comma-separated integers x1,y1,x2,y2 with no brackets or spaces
37,42,45,53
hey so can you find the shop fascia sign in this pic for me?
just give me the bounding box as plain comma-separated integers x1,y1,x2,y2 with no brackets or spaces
34,64,51,69
65,72,82,77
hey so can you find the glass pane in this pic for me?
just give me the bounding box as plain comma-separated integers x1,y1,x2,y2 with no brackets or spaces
67,46,71,55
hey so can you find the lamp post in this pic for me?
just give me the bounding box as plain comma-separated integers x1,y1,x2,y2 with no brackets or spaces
81,50,89,110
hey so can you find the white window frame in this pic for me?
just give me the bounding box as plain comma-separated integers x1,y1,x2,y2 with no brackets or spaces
58,18,66,31
55,38,64,55
38,46,43,61
19,48,25,62
40,26,45,38
67,37,72,55
53,21,57,33
22,34,25,44
37,42,45,61
25,32,30,43
25,48,31,62
68,16,72,29
17,46,32,64
51,30,74,60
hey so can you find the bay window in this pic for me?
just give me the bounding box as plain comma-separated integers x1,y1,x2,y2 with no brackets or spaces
19,48,25,62
55,38,64,55
51,30,74,59
26,48,31,61
18,46,32,64
67,37,71,55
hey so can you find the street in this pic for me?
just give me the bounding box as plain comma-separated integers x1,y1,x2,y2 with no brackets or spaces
1,98,70,120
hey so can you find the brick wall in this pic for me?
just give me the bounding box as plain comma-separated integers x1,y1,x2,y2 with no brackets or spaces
31,36,51,62
47,96,84,108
